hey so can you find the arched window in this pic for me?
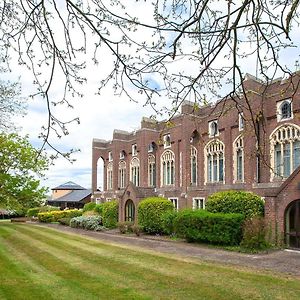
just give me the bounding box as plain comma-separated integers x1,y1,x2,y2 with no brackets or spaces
233,135,244,182
107,162,113,190
161,150,175,186
280,101,292,120
270,124,300,180
205,139,225,183
148,154,156,187
118,161,126,189
125,200,135,222
190,146,197,185
130,157,140,186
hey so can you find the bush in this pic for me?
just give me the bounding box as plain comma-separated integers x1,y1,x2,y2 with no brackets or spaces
173,209,245,245
161,210,178,235
82,202,96,212
117,221,134,234
70,216,104,231
37,209,82,223
206,190,264,219
102,200,119,228
37,212,55,223
240,217,269,251
58,217,71,226
138,197,174,234
26,207,41,217
39,205,60,212
83,210,100,217
132,224,142,236
94,204,103,215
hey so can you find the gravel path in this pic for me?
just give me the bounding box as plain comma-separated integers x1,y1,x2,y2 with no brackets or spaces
33,223,300,277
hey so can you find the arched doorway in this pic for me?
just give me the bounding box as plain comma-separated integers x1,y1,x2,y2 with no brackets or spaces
125,200,135,222
285,200,300,249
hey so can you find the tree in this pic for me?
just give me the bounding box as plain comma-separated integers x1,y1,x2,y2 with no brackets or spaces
0,133,49,212
0,1,299,151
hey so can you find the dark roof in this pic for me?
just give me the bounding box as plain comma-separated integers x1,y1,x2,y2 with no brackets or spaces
51,181,86,190
48,189,92,203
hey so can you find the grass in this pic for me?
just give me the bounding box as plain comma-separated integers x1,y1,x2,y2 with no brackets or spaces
0,222,299,300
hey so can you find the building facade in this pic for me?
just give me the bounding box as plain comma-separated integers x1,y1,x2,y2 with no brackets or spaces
92,73,300,249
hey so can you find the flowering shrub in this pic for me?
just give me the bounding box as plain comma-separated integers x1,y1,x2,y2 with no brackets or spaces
70,216,104,231
37,209,82,223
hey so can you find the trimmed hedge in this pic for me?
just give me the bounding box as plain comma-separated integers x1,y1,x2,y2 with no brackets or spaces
138,197,174,234
173,209,245,245
206,190,264,218
37,209,82,223
70,216,104,231
82,202,97,212
102,200,118,228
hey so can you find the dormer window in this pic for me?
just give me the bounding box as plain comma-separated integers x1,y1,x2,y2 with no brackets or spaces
209,120,219,137
108,151,113,162
277,99,293,122
238,113,244,131
163,134,171,148
119,150,126,159
132,144,137,156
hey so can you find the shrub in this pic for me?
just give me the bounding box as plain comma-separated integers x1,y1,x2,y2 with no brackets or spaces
39,205,60,212
161,210,178,235
117,221,134,234
94,204,103,215
132,224,142,236
82,202,97,212
37,209,82,223
138,197,174,234
70,216,104,231
240,217,269,251
58,217,71,226
37,212,55,223
102,200,119,228
26,207,41,217
206,190,264,219
83,210,100,217
173,209,245,245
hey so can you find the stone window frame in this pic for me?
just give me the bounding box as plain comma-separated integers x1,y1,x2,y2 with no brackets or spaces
107,162,113,190
130,157,140,186
208,120,219,137
118,161,126,189
108,151,113,162
233,135,244,183
238,112,244,131
192,197,205,210
277,99,293,122
163,134,171,149
168,197,179,211
190,145,198,185
132,144,138,156
119,150,126,159
161,149,175,186
148,154,156,187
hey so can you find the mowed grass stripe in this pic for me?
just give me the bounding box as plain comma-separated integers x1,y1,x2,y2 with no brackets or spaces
0,224,145,300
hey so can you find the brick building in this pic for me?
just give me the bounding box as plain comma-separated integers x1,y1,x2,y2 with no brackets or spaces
92,73,300,249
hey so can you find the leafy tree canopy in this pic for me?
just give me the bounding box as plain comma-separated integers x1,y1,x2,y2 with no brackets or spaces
0,133,49,212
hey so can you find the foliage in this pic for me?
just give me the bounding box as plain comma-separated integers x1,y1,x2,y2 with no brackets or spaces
70,216,104,231
138,197,174,234
101,200,119,228
0,133,48,211
173,209,245,246
26,207,40,217
161,210,178,235
206,191,264,219
38,206,60,212
83,210,100,217
57,217,71,226
131,224,142,236
240,217,269,251
117,221,134,234
82,202,96,212
94,204,103,215
37,209,82,223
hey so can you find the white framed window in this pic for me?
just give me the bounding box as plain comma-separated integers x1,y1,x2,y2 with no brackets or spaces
118,161,126,189
107,162,113,190
163,134,171,148
190,146,197,185
119,150,126,159
168,197,178,210
233,135,244,182
148,154,156,187
132,144,137,156
108,151,113,162
277,99,293,122
208,120,219,137
270,124,300,180
193,198,205,210
205,139,225,183
130,157,140,186
238,113,244,131
161,150,175,186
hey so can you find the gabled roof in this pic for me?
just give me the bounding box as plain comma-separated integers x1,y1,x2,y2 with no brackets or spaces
48,189,92,203
51,181,86,191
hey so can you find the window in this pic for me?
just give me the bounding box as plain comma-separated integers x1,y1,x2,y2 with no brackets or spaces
108,151,113,162
233,135,244,182
119,150,126,159
148,142,155,153
118,161,126,189
168,197,178,210
132,144,137,156
209,120,219,137
270,124,300,180
148,154,156,187
163,134,171,148
238,113,244,131
193,198,205,210
277,99,293,121
130,157,140,186
107,163,113,190
161,150,175,186
95,198,101,204
205,139,225,183
190,146,197,185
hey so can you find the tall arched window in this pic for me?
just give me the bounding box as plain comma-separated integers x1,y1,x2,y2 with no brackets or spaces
130,157,140,186
233,135,244,182
270,124,300,180
161,150,175,186
118,161,126,189
148,154,156,187
107,162,113,190
205,139,225,183
190,146,197,185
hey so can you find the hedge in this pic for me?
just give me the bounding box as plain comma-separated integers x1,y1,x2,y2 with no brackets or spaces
206,190,264,218
82,202,97,212
94,204,103,215
26,205,59,217
138,197,174,234
37,209,82,223
173,209,245,245
102,200,118,228
70,216,104,231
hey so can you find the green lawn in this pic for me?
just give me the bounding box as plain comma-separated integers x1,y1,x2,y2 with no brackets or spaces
0,222,299,300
